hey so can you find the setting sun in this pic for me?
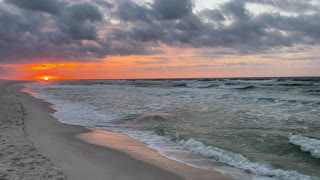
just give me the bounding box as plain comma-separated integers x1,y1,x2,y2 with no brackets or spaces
44,76,49,81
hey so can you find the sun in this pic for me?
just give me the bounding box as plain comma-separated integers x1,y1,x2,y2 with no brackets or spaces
43,76,49,81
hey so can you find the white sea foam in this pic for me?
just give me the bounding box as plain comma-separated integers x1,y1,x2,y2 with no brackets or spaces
289,135,320,159
180,139,313,180
115,129,262,180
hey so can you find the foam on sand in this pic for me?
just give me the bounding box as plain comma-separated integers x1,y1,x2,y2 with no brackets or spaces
289,134,320,159
180,139,313,180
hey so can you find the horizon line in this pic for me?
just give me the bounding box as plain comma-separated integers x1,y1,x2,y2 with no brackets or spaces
2,75,320,81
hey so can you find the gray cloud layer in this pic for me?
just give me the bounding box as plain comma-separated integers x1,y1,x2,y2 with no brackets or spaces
0,0,320,64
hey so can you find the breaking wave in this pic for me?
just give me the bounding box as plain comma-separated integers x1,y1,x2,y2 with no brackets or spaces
180,139,313,180
289,135,320,159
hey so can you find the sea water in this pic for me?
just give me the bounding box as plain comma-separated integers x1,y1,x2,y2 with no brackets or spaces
24,78,320,180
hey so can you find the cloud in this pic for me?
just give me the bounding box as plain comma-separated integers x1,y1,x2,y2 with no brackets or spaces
114,0,153,22
110,0,320,54
247,0,319,12
5,0,66,15
0,0,320,64
153,0,193,20
92,0,114,9
58,2,103,40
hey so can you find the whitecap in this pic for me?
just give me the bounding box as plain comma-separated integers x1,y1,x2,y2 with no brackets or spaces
180,139,313,180
289,134,320,159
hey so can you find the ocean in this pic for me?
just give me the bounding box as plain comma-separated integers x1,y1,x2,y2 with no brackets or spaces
24,77,320,180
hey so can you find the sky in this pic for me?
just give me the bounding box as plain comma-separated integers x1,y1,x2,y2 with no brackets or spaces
0,0,320,80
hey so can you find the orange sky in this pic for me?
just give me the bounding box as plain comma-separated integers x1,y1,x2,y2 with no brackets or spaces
3,46,319,81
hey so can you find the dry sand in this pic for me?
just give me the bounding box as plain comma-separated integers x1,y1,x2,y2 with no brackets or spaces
0,81,65,180
0,80,235,180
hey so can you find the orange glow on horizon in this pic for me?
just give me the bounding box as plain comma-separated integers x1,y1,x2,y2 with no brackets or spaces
20,73,78,81
4,45,318,80
22,63,79,71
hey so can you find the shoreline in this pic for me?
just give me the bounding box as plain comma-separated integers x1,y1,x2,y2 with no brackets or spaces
18,81,234,180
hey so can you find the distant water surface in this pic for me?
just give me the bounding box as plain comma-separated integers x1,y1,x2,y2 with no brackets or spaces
25,77,320,180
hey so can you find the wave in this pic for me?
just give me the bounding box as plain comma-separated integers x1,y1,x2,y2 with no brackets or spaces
289,135,320,159
172,83,188,87
286,99,320,105
58,80,130,86
198,78,213,82
173,81,219,89
221,85,256,90
279,83,314,87
180,139,312,180
236,85,256,90
238,95,320,105
276,78,320,82
305,89,320,93
198,84,218,88
291,78,320,82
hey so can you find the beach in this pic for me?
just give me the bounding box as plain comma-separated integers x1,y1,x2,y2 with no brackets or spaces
1,0,319,179
0,80,233,179
0,81,65,180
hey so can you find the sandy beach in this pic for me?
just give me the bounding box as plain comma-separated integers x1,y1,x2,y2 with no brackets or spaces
0,80,234,180
0,81,65,180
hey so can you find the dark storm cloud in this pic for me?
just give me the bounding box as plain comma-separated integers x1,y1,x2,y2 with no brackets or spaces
113,0,194,22
0,0,320,64
0,0,145,63
200,9,225,22
221,1,249,20
92,0,114,9
58,2,103,40
114,0,153,22
5,0,66,15
153,0,193,20
110,0,320,54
